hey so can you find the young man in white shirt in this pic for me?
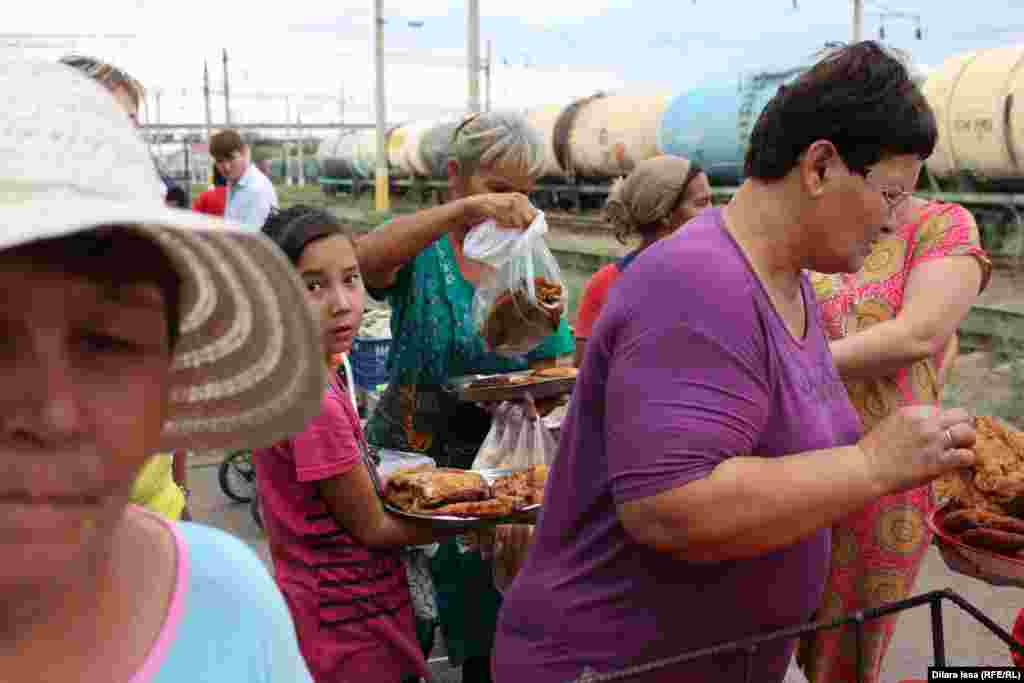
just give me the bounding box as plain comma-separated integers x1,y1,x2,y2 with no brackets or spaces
211,129,279,231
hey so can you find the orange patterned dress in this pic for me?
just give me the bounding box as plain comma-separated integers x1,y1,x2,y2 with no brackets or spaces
799,201,991,683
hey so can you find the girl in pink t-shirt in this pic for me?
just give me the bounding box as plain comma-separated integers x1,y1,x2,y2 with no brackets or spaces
255,205,450,683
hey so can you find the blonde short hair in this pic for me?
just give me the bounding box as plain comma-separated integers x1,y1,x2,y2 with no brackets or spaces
59,54,146,107
449,110,545,178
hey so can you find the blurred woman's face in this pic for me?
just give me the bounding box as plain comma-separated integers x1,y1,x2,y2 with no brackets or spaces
669,172,713,229
0,237,174,591
451,156,536,200
107,84,140,128
806,152,922,274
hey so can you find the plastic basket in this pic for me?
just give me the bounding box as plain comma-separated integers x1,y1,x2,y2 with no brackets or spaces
351,336,391,390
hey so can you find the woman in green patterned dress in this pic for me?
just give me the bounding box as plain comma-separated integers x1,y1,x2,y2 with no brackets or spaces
356,110,574,683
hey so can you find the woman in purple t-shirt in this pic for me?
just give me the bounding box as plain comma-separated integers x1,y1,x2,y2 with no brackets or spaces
494,42,979,683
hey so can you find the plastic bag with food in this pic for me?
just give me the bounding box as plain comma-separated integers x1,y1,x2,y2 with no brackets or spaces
471,395,557,470
469,395,556,592
464,211,567,358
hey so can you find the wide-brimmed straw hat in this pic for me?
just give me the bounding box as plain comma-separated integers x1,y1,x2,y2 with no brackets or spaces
0,59,326,452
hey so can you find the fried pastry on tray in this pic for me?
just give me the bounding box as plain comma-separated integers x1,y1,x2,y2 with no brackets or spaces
432,496,518,518
492,465,548,506
944,508,1024,535
960,528,1024,554
384,467,489,512
468,374,532,389
531,366,578,380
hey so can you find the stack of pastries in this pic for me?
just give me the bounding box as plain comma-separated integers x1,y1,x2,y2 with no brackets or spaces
937,416,1024,557
384,464,548,518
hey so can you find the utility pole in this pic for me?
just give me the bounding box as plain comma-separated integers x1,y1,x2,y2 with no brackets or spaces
297,112,306,186
222,48,232,126
485,39,492,112
203,60,213,148
467,0,481,113
852,0,864,42
373,0,389,211
280,135,289,186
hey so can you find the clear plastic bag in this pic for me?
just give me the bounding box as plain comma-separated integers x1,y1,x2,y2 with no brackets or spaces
464,212,567,358
470,395,557,592
471,396,557,470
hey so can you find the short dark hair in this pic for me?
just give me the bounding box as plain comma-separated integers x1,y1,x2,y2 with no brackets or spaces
209,130,246,162
744,41,937,180
261,205,356,266
18,230,182,350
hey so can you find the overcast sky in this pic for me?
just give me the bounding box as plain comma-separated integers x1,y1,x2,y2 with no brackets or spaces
2,0,1022,128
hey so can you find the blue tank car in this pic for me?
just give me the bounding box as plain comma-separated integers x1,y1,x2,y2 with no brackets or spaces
657,68,804,184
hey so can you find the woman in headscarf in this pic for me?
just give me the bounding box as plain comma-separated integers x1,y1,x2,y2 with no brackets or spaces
573,155,711,366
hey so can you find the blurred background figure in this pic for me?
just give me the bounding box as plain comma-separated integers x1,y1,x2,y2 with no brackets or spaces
59,54,188,210
193,166,229,217
211,128,279,231
58,53,193,520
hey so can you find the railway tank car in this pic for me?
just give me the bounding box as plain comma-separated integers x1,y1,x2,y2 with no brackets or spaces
551,92,673,180
316,44,1024,213
657,68,804,184
923,45,1024,192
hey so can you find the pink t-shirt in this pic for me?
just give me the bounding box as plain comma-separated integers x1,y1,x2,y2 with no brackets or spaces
127,506,315,683
254,384,427,683
128,505,190,683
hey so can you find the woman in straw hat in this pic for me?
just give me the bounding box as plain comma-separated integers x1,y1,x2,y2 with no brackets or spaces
356,110,575,683
0,60,326,681
573,155,711,366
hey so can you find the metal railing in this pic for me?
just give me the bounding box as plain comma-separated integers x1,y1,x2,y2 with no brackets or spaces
567,589,1024,683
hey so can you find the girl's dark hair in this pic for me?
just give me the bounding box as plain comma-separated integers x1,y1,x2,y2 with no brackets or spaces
745,41,937,179
261,205,354,265
213,166,227,187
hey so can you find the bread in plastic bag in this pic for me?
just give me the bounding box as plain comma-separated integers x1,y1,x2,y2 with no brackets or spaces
464,212,567,358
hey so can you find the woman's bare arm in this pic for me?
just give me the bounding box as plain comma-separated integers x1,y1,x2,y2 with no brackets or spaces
829,255,984,380
355,192,538,290
619,404,975,563
355,198,481,290
618,445,880,563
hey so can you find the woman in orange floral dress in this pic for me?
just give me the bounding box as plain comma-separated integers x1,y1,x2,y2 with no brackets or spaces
800,197,990,683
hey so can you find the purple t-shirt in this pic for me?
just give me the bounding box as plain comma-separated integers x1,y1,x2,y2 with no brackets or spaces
494,209,862,683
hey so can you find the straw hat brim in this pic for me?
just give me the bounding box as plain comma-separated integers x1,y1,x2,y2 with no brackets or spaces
0,195,327,452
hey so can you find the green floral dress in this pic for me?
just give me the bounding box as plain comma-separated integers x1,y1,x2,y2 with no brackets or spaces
365,231,574,667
